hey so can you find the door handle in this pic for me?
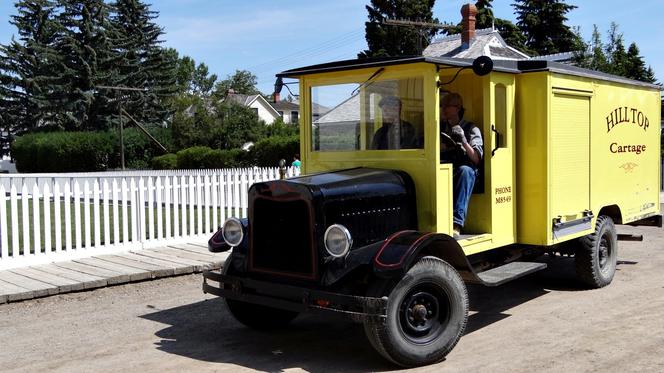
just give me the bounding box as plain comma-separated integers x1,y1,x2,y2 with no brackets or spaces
491,124,501,156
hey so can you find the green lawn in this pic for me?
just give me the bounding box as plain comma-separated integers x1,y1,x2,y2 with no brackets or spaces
3,199,235,256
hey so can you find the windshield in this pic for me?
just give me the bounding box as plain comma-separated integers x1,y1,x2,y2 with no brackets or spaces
310,77,424,152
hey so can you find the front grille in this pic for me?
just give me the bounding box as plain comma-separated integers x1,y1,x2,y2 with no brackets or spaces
250,197,316,279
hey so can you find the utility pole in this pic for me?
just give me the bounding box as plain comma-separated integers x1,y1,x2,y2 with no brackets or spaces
96,85,168,170
383,18,454,54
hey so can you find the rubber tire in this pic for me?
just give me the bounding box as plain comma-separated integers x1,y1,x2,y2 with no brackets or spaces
222,258,299,330
363,257,468,367
575,215,618,288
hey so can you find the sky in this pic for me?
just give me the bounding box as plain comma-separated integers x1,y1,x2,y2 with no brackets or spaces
0,0,662,96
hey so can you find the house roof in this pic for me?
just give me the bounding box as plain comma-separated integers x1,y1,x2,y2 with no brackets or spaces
224,93,261,106
423,28,530,60
223,93,282,118
314,94,362,124
272,100,299,111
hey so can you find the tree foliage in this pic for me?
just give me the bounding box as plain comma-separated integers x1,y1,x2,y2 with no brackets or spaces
0,0,62,135
0,0,178,135
359,0,438,58
170,94,266,151
574,22,657,83
111,0,178,127
512,0,582,55
213,69,259,97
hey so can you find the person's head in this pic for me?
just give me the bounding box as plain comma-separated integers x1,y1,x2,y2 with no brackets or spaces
441,92,464,123
378,95,401,122
294,154,300,161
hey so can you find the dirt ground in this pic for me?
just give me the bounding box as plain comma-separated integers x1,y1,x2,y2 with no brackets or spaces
1,224,663,373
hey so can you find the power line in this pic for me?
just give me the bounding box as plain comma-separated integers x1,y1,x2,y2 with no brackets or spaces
246,29,365,72
251,34,366,80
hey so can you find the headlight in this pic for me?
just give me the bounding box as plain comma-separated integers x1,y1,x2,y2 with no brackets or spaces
324,224,352,258
222,218,244,246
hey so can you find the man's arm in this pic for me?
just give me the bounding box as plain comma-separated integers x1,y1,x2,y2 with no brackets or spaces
451,124,483,166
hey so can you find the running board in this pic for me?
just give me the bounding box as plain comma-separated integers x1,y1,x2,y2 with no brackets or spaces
475,262,547,287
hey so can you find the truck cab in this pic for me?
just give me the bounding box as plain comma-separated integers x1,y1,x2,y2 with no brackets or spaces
203,56,661,368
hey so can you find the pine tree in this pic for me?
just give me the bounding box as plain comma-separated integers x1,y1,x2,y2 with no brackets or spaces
512,0,582,55
573,23,657,84
54,0,119,130
0,0,62,134
111,0,177,127
359,0,438,58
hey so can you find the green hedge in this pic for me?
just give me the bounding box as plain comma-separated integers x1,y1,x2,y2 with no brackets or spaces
150,153,177,170
250,135,300,167
175,146,243,169
12,131,115,172
11,130,300,172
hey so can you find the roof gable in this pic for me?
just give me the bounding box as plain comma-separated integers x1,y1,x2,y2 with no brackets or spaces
423,28,530,60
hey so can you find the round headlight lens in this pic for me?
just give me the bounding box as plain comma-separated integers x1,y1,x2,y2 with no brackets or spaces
222,218,244,246
324,224,352,258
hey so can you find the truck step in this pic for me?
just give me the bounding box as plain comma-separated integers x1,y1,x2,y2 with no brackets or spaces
476,262,547,287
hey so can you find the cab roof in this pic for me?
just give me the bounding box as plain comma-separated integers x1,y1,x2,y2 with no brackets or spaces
277,56,661,90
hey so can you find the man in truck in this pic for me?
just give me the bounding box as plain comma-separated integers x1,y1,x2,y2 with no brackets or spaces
440,92,483,237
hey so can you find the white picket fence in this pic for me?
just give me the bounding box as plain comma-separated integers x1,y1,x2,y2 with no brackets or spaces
0,167,299,270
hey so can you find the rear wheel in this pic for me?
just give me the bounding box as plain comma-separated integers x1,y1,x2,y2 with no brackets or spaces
575,215,618,288
363,257,468,367
222,260,299,329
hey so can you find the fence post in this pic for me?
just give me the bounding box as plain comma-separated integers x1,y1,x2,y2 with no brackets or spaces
93,179,101,248
54,180,62,252
0,183,7,260
43,181,51,255
164,176,171,240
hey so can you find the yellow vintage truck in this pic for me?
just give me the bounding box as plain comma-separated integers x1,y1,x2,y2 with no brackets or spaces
203,55,661,367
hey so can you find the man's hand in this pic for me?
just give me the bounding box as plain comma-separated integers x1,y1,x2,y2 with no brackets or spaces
451,125,467,143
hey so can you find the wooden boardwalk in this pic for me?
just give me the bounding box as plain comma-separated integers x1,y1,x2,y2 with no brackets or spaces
0,242,229,304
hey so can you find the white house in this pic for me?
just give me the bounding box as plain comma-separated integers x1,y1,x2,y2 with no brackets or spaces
272,100,300,124
223,91,282,124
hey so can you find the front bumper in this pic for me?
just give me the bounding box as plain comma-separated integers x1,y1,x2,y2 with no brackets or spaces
202,270,387,322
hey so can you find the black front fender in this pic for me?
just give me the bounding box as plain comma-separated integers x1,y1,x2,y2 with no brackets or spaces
372,230,478,281
322,230,480,286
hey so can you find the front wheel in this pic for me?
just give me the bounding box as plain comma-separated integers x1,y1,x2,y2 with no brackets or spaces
363,257,468,367
575,215,618,288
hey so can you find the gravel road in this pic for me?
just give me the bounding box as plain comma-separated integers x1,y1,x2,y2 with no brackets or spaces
1,224,663,373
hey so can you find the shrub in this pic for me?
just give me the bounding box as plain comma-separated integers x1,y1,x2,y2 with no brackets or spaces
176,146,212,169
249,135,300,167
12,131,115,172
151,154,178,170
203,148,243,169
175,146,245,169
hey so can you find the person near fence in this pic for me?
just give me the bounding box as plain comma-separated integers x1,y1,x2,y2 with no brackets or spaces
292,154,301,169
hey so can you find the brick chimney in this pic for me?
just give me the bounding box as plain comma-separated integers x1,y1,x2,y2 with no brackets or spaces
461,3,477,50
274,91,280,103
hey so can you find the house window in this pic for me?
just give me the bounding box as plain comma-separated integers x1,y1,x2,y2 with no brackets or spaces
292,111,299,123
277,110,284,118
252,108,259,116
